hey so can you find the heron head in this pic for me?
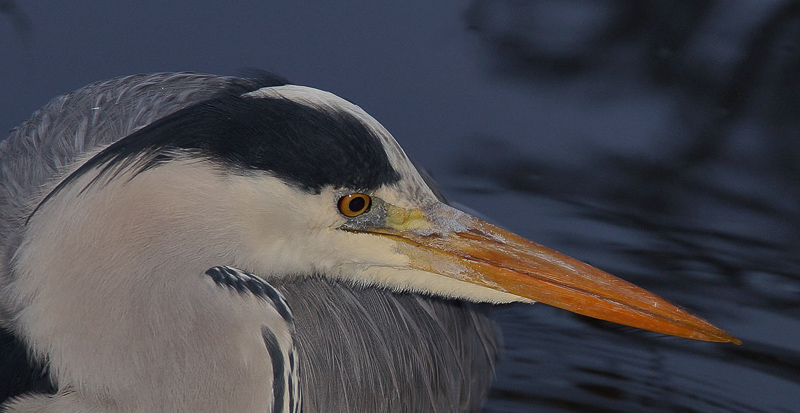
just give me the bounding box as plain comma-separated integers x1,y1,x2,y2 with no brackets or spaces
27,83,739,344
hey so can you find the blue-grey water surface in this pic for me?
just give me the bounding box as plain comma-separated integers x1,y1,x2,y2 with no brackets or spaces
2,2,798,411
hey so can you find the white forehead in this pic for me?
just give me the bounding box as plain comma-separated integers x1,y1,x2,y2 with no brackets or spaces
244,85,437,207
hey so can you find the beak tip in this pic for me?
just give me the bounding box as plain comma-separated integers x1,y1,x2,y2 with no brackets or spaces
692,324,741,345
723,334,743,346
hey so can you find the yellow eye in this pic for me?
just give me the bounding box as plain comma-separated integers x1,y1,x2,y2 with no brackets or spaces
338,193,371,217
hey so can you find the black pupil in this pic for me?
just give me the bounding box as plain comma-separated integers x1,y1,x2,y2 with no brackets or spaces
349,196,366,213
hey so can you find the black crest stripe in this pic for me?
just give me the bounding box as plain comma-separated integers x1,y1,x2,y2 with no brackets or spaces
28,81,401,224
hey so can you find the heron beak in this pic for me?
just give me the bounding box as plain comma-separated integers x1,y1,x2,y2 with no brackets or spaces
346,201,741,344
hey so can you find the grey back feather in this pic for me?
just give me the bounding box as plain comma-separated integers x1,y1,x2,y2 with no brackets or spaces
0,73,499,412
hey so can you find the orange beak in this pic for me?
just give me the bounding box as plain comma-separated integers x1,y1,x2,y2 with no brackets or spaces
347,201,740,344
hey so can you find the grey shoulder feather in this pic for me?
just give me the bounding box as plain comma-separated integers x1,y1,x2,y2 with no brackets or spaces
0,73,234,322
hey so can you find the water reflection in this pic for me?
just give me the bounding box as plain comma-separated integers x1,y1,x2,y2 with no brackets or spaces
0,0,31,39
463,1,800,411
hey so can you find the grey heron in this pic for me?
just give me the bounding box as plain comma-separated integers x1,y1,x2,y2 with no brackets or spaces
0,73,739,412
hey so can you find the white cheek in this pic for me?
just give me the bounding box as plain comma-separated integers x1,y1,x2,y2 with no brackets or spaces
224,181,384,278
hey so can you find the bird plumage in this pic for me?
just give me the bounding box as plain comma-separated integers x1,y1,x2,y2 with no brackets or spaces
0,73,498,412
0,71,738,413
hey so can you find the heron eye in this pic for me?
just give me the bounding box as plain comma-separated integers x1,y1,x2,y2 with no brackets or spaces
338,193,371,217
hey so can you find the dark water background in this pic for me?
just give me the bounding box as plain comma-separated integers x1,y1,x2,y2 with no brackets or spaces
2,1,798,412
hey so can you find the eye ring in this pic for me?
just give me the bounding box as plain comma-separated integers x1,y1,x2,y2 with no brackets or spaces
338,193,371,217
